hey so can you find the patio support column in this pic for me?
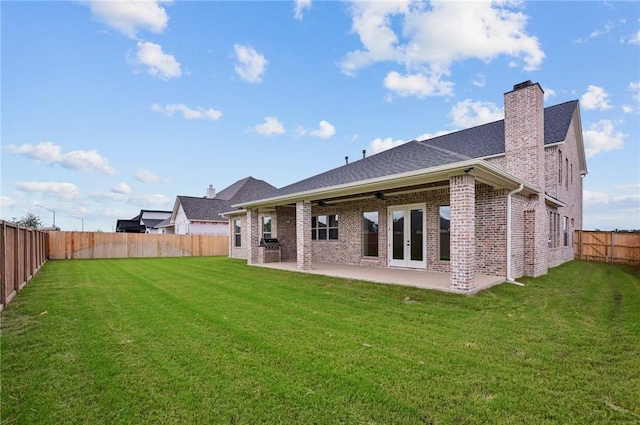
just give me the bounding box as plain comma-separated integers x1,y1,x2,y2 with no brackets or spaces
246,208,260,265
449,174,475,291
296,200,311,270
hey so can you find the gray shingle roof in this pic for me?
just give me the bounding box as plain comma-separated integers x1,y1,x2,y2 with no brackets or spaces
216,177,276,203
263,142,471,199
178,176,277,220
178,196,231,221
420,100,578,157
238,100,578,204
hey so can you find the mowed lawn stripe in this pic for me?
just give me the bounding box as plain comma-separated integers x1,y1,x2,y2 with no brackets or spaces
1,258,639,424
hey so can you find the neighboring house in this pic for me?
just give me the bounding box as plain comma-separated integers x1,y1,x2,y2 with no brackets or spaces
171,178,275,235
226,81,587,293
154,217,174,234
115,210,172,233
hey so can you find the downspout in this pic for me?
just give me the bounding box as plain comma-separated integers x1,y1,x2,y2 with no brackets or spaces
507,184,525,286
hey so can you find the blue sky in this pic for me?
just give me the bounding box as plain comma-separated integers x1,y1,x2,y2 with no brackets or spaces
2,0,639,232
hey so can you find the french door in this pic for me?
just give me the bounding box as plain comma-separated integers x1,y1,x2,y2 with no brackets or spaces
388,204,426,269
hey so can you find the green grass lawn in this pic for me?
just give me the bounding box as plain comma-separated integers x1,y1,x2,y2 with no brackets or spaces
1,258,639,424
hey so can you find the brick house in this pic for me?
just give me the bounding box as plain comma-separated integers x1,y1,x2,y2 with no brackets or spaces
225,81,587,292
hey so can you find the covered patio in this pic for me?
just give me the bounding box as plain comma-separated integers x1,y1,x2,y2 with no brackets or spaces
253,262,506,295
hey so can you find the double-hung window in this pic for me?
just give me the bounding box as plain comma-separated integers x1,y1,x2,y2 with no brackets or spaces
262,216,272,240
312,214,338,240
234,219,242,247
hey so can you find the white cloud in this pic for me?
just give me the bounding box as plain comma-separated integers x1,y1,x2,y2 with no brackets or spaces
310,120,336,139
583,120,627,157
628,30,640,45
90,191,171,206
297,120,336,139
368,137,407,155
629,81,640,102
583,185,640,230
151,103,222,120
294,0,312,21
112,182,131,195
86,0,171,38
341,1,544,97
543,87,556,101
416,130,452,141
581,85,612,110
5,141,116,175
132,41,181,80
129,193,171,206
383,71,453,98
1,196,17,209
589,22,613,39
622,105,633,114
14,181,82,200
254,117,285,137
234,44,268,83
472,74,486,88
449,100,503,128
135,169,167,183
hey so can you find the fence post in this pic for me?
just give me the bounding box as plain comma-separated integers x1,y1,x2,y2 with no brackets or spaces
611,231,615,264
1,221,6,308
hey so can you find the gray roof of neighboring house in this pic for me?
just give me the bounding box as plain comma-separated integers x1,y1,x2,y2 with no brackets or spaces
177,196,231,221
155,217,173,228
238,100,578,204
141,218,169,229
216,177,276,204
178,176,277,220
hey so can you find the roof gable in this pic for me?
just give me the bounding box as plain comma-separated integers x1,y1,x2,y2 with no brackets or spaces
177,196,231,221
259,142,470,200
174,176,277,221
420,100,578,158
217,176,277,203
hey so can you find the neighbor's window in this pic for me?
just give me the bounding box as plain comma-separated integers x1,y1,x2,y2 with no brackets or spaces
565,158,569,189
312,214,338,240
549,212,555,248
558,150,563,185
362,211,379,257
571,163,573,184
549,211,561,248
439,206,450,261
234,219,242,247
563,216,569,247
262,216,272,240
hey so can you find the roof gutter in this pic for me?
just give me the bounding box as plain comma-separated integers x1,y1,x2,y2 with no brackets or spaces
234,159,541,209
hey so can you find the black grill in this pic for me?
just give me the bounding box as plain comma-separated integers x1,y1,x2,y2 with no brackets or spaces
260,238,280,250
260,238,281,263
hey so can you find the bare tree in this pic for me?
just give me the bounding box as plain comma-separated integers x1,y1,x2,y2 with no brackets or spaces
12,213,44,228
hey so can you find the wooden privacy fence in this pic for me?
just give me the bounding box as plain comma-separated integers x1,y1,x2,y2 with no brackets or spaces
47,232,229,260
574,230,640,265
1,221,47,309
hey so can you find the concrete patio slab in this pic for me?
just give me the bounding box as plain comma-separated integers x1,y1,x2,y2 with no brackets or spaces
253,262,506,295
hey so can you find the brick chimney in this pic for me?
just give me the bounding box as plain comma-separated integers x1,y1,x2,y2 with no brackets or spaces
504,81,545,189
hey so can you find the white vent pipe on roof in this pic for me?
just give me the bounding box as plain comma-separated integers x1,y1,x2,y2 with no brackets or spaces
507,184,525,286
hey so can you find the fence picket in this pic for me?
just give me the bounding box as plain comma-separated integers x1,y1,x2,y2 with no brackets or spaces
0,221,48,310
46,232,228,260
574,230,640,265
